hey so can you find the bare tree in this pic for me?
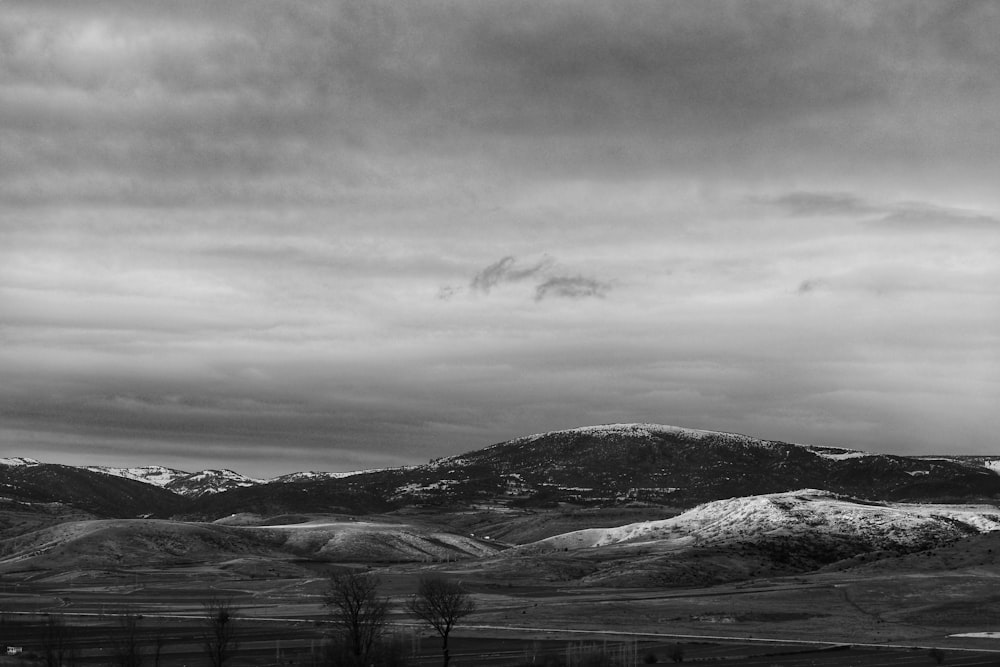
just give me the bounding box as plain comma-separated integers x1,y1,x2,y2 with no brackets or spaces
151,631,166,667
407,577,476,667
324,571,389,666
202,597,239,667
41,614,75,667
110,610,145,667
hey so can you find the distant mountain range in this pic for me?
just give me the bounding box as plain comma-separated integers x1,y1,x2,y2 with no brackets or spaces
3,423,1000,519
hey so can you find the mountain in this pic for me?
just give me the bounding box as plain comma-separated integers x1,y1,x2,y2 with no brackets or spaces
0,463,188,518
85,466,260,498
9,423,1000,519
184,477,394,519
84,465,189,488
271,467,415,484
164,469,262,498
0,457,41,467
311,423,1000,510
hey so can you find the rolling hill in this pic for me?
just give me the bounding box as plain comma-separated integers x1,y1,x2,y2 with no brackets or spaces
0,516,504,575
473,489,1000,587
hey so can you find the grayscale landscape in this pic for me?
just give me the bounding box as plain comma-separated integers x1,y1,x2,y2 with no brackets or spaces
4,424,1000,665
3,1,999,665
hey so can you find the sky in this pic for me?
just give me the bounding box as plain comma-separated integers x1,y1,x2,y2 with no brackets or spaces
1,1,998,478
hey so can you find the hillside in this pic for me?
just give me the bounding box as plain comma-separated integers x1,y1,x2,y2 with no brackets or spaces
8,423,1000,520
0,516,503,575
528,489,1000,551
302,424,1000,511
183,478,395,519
0,463,188,518
468,489,1000,587
85,465,262,498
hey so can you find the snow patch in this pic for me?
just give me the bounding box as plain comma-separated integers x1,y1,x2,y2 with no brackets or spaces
0,457,40,467
529,489,1000,552
504,423,768,448
85,465,189,487
802,447,873,461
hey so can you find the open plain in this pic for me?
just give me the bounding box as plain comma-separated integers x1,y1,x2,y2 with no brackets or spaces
4,508,1000,666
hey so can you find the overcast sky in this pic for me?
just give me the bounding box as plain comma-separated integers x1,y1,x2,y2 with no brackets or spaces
2,1,998,478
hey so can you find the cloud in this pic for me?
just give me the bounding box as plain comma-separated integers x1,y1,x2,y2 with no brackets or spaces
766,192,877,217
469,255,552,293
436,285,460,301
767,191,999,232
875,205,999,231
466,256,610,302
468,256,512,293
2,2,999,477
796,278,827,295
535,276,610,301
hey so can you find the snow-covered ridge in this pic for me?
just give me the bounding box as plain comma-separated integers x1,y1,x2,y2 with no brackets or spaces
501,423,765,449
179,469,262,484
530,489,1000,552
274,466,417,483
85,465,189,488
166,469,263,498
802,446,873,461
0,457,41,467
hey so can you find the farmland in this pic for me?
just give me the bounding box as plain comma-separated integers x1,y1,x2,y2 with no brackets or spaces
3,561,1000,666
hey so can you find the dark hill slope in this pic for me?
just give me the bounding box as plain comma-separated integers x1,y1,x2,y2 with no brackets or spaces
185,477,393,520
0,464,187,518
187,424,1000,518
426,424,1000,506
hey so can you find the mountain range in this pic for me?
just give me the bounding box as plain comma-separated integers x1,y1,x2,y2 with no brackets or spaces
3,423,1000,520
4,423,1000,587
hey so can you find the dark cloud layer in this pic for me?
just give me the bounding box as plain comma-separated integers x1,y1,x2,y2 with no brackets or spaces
1,1,998,476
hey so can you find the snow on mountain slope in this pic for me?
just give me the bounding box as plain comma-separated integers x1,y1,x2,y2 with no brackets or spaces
165,469,263,498
273,467,416,483
530,489,1000,552
84,466,260,498
85,465,190,488
504,423,760,449
801,446,873,461
0,457,41,467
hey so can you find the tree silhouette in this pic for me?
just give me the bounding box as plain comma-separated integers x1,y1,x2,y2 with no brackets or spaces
110,610,145,667
324,571,389,665
407,576,476,667
202,597,239,667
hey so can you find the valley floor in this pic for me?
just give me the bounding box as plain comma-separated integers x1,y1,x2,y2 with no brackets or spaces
3,563,1000,666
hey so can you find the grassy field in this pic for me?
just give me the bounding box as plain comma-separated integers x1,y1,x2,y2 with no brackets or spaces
3,562,1000,666
4,506,1000,665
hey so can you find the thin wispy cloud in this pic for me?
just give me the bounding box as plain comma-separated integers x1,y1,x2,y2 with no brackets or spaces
796,279,827,295
470,256,552,293
765,192,878,217
767,191,999,231
535,276,610,301
462,256,610,302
